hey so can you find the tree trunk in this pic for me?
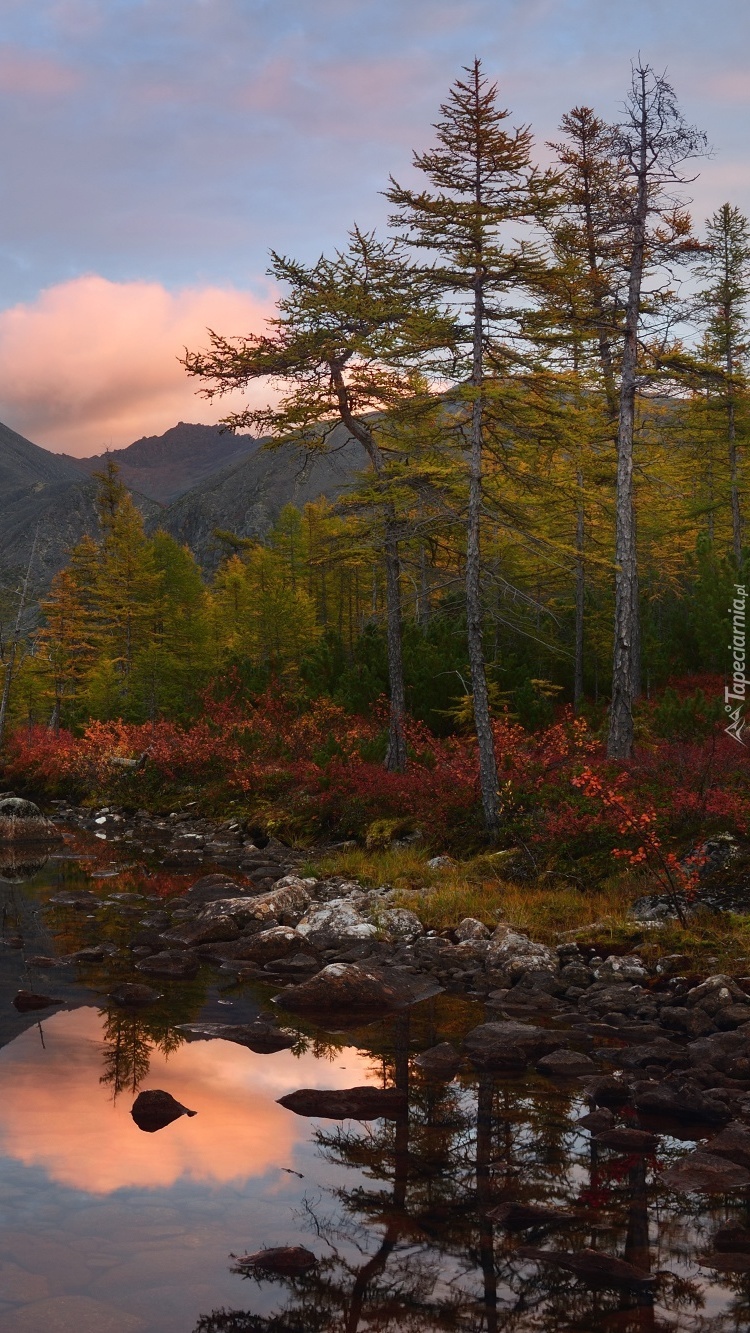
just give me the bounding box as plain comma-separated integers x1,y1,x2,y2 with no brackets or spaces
467,293,500,831
608,73,648,761
728,375,743,569
574,470,585,712
329,361,407,771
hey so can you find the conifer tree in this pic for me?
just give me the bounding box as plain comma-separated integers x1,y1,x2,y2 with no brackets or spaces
386,58,545,830
183,229,445,772
697,202,750,567
605,63,706,759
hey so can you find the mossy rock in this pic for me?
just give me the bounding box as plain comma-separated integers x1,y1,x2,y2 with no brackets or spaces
365,817,416,851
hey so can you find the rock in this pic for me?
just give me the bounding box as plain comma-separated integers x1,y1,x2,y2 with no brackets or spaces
455,917,491,942
580,1075,632,1108
108,982,162,1007
463,1021,561,1071
0,797,61,844
537,1048,596,1076
12,990,59,1013
593,955,649,983
586,983,647,1016
277,1086,407,1119
227,926,305,964
485,931,556,987
296,901,377,950
518,1246,655,1290
178,1021,295,1053
273,963,404,1016
414,1042,461,1080
175,873,252,906
161,916,240,947
593,1128,659,1153
235,1246,317,1276
134,950,199,979
617,1039,685,1070
131,1089,197,1133
427,855,454,869
577,1108,615,1133
487,1202,575,1230
270,952,320,974
715,1003,750,1029
660,1005,717,1038
634,1077,730,1125
201,880,311,927
703,1123,750,1170
377,908,424,944
559,962,593,989
685,974,750,1014
688,1028,750,1080
661,1150,750,1193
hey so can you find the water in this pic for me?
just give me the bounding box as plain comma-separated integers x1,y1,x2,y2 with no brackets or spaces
0,835,749,1331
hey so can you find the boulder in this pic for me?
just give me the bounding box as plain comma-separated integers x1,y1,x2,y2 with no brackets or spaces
634,1077,730,1125
463,1021,561,1071
296,901,377,950
577,1108,615,1133
178,1021,295,1053
580,1075,633,1108
661,1150,750,1193
227,926,305,965
277,1086,406,1119
414,1042,461,1080
134,950,199,979
0,796,61,843
273,963,404,1016
174,874,252,907
698,1251,750,1273
593,955,649,983
201,880,311,928
593,1128,659,1154
234,1247,317,1276
485,931,556,987
714,1223,750,1253
455,918,491,942
685,974,750,1014
12,991,59,1013
131,1089,196,1133
537,1048,596,1076
160,916,240,947
377,908,424,944
703,1123,750,1171
688,1028,750,1080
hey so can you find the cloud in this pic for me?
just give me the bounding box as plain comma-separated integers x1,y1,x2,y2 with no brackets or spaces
0,46,79,97
0,275,274,455
0,1007,376,1194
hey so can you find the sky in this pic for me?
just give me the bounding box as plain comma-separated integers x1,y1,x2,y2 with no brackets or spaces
0,0,748,455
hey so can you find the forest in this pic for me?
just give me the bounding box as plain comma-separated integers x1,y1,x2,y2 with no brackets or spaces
3,58,750,873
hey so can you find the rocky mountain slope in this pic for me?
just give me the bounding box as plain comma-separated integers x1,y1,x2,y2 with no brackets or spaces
0,418,367,589
156,426,368,571
67,422,257,504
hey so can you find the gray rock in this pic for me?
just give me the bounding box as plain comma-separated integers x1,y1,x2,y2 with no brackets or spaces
414,1042,461,1080
455,917,491,941
463,1021,561,1071
661,1150,750,1193
376,908,424,944
593,954,649,983
537,1048,596,1076
134,950,199,979
296,900,376,950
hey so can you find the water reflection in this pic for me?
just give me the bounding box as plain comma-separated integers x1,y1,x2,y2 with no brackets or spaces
194,1009,750,1333
0,1008,376,1193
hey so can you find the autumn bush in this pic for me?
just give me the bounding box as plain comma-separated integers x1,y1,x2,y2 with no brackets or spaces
4,676,749,869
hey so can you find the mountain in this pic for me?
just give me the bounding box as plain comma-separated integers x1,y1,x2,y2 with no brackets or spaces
68,422,258,504
156,427,368,571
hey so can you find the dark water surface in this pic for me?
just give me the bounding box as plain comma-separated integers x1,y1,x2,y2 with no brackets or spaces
0,836,749,1332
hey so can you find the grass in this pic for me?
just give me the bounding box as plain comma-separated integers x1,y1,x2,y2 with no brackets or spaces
308,843,750,977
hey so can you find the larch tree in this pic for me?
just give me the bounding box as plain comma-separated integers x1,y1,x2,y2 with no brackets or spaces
605,62,707,759
386,58,546,831
696,202,750,568
183,228,446,772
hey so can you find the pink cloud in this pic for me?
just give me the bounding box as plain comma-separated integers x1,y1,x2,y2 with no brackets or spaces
0,46,79,97
0,1007,377,1194
0,275,275,455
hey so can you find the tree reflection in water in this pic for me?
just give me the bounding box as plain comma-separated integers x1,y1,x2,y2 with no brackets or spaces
192,1002,750,1333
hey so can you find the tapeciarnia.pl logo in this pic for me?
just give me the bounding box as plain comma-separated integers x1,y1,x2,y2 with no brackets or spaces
725,582,747,744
